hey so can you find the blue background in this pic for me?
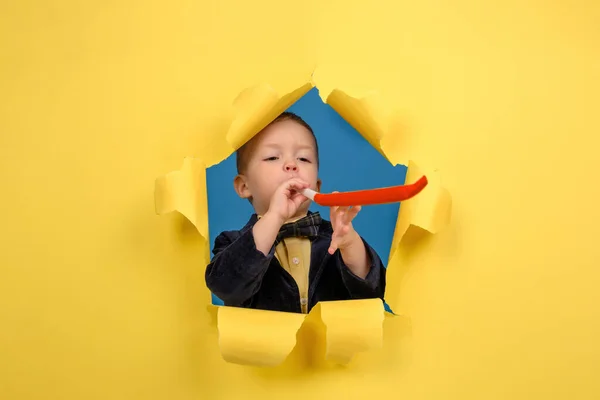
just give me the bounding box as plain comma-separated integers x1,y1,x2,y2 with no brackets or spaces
206,87,407,311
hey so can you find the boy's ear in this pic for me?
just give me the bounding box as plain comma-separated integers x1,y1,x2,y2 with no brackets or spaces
233,175,252,199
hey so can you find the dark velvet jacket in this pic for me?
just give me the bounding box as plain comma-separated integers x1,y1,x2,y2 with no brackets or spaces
205,212,387,313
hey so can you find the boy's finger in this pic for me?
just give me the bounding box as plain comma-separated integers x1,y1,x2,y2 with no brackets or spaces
329,210,336,228
345,206,361,222
337,206,349,217
291,193,307,207
330,205,339,221
287,178,308,189
284,178,298,188
340,207,350,225
329,230,340,252
328,240,338,254
289,181,307,190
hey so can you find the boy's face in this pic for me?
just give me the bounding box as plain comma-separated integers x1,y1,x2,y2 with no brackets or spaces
234,119,321,218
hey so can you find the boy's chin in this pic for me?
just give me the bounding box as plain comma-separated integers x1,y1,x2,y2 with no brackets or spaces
296,202,311,215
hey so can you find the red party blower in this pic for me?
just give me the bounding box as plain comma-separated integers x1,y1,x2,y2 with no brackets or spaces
300,175,428,207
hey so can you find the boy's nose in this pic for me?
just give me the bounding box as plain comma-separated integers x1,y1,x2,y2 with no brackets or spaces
284,162,298,172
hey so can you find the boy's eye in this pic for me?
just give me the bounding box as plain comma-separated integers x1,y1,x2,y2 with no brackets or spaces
298,157,311,163
264,156,278,161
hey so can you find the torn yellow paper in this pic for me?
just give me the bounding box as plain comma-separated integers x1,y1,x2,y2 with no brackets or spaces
324,89,392,164
154,157,208,240
217,306,306,367
216,299,384,367
319,299,384,364
226,82,314,152
388,160,452,260
311,66,394,164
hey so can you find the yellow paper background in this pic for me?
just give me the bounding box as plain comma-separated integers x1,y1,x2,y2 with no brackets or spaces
2,1,600,399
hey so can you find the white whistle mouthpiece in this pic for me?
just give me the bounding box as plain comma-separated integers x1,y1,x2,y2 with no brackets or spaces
300,188,317,201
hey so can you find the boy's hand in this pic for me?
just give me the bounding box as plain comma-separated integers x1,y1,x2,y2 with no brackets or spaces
253,178,310,256
266,178,310,224
328,199,363,255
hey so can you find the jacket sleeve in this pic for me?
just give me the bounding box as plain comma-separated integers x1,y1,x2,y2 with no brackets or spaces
205,228,277,306
334,236,387,300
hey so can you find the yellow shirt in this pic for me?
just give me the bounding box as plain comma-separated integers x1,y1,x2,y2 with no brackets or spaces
274,237,312,314
258,215,312,314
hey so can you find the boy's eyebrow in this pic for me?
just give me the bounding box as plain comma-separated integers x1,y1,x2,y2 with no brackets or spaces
261,143,315,151
296,144,316,151
262,143,281,149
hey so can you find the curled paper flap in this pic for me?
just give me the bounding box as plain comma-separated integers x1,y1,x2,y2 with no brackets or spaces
216,299,384,367
324,89,392,164
319,298,385,364
389,160,452,260
217,306,306,367
226,82,314,152
311,66,393,164
154,157,208,240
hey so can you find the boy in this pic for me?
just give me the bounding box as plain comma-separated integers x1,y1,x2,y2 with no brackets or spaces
205,112,386,314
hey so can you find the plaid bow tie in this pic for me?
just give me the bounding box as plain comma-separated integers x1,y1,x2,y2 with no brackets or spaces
275,212,322,244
